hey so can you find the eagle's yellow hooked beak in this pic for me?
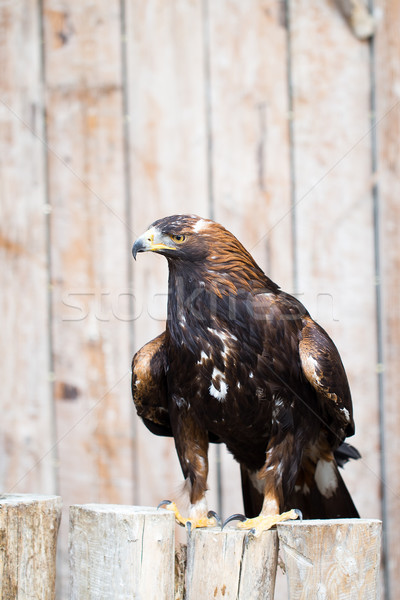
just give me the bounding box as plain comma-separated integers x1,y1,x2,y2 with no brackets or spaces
132,227,177,259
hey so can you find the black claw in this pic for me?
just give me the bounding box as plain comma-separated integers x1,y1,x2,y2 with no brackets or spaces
157,500,172,510
294,509,303,521
207,510,222,527
222,513,247,529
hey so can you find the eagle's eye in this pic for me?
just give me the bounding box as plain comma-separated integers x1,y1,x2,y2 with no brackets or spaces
170,234,186,244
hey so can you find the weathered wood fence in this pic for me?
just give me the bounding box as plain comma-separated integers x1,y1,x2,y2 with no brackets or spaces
0,494,381,599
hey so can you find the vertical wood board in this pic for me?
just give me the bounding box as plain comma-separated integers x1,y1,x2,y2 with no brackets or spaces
42,1,134,595
0,0,55,494
289,0,380,519
374,0,400,595
208,0,293,290
43,0,133,507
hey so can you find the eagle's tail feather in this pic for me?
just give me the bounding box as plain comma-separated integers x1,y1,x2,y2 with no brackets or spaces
286,462,359,520
241,460,359,520
240,465,264,519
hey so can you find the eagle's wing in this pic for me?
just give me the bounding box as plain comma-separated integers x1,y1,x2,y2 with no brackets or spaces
131,331,172,437
131,332,223,443
299,316,355,441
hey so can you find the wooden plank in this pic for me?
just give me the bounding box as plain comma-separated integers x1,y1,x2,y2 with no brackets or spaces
208,0,293,289
277,519,381,599
374,1,400,596
185,527,278,600
289,0,380,520
0,0,55,493
206,0,293,521
124,0,209,515
0,494,62,599
69,504,175,600
43,0,133,503
42,1,134,594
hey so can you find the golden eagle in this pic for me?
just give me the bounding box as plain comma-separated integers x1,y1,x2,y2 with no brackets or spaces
131,215,359,533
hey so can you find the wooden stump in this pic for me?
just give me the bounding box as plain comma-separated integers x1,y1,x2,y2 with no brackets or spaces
185,527,278,600
277,519,382,599
0,494,62,600
69,505,175,600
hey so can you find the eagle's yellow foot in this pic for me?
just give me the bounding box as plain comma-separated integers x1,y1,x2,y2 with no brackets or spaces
157,500,220,531
223,508,301,537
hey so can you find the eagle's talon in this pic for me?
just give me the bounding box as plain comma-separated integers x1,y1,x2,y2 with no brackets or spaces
245,528,256,544
222,513,247,529
207,510,222,527
294,508,303,521
157,501,187,527
157,499,172,510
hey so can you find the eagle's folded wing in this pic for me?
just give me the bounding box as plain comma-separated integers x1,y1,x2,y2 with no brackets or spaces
132,331,172,437
299,316,355,441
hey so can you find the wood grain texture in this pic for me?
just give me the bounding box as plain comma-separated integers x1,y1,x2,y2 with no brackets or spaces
277,519,381,599
0,494,61,600
185,527,278,600
206,0,293,521
125,0,209,514
0,0,56,494
374,0,400,595
69,505,175,600
289,0,380,520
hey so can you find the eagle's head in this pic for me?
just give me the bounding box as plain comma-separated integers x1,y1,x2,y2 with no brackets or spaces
132,214,276,296
132,214,214,262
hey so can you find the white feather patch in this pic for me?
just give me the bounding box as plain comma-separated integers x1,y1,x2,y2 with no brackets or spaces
209,367,228,401
304,354,321,384
315,459,338,498
193,219,209,233
197,350,209,365
341,407,350,421
247,470,265,494
189,496,208,520
207,327,238,362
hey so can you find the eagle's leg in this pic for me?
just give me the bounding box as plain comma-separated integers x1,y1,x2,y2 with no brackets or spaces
224,443,301,535
160,420,219,530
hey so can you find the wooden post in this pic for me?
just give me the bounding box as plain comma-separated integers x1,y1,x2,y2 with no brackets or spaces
185,527,278,600
0,494,62,600
69,505,175,600
277,519,382,599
